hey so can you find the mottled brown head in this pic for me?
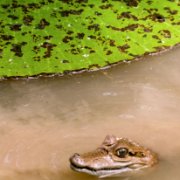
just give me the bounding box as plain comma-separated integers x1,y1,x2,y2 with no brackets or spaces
69,135,158,178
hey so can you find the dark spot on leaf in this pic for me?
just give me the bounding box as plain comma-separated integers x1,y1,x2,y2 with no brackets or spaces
101,0,108,2
172,21,180,25
84,46,89,49
109,39,116,46
23,15,34,26
1,35,14,41
1,4,10,9
8,15,19,20
88,24,100,31
36,19,50,29
99,4,113,9
128,53,140,58
89,4,95,8
41,42,56,58
71,48,81,55
123,0,141,7
159,30,171,38
106,50,113,55
44,35,53,40
143,8,158,14
95,11,102,16
143,26,152,32
117,12,138,21
33,56,41,61
33,46,40,54
60,9,83,17
108,24,138,32
22,3,42,13
75,0,88,3
152,35,161,43
32,34,42,42
62,59,69,63
62,36,73,43
76,33,85,39
152,35,160,40
121,24,138,31
56,24,63,29
90,49,95,53
11,1,19,8
67,30,74,35
146,0,153,5
5,42,11,46
151,13,165,22
11,42,27,57
88,35,96,39
10,24,21,31
21,32,28,36
0,49,3,58
117,44,130,53
164,7,178,15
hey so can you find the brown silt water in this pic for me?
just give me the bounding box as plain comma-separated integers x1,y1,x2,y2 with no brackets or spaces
0,47,180,180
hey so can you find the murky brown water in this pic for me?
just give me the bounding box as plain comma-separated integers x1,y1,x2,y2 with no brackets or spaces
0,47,180,180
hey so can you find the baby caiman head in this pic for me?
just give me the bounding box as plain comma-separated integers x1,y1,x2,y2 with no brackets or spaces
69,135,158,178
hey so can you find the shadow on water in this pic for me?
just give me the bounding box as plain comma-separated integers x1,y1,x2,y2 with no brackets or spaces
0,47,180,179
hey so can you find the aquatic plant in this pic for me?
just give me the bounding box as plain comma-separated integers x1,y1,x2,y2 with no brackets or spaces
0,0,179,78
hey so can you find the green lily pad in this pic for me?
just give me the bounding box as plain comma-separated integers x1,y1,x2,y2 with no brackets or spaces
0,0,179,78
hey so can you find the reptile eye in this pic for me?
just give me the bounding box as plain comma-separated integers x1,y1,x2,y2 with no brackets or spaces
116,148,129,158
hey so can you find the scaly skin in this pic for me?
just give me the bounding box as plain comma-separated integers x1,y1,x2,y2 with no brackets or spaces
69,135,158,178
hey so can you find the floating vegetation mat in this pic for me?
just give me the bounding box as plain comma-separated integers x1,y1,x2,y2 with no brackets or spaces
0,0,180,78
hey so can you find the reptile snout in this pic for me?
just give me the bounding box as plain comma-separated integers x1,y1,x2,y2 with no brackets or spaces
70,153,85,167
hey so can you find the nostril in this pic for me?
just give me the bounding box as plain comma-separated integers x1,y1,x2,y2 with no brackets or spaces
69,153,80,163
73,153,80,157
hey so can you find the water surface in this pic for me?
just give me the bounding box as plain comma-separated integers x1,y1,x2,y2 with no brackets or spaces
0,47,180,180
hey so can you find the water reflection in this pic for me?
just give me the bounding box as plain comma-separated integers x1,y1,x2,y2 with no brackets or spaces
0,47,180,180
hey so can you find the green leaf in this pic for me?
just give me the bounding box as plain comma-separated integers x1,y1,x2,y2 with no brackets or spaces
0,0,179,78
